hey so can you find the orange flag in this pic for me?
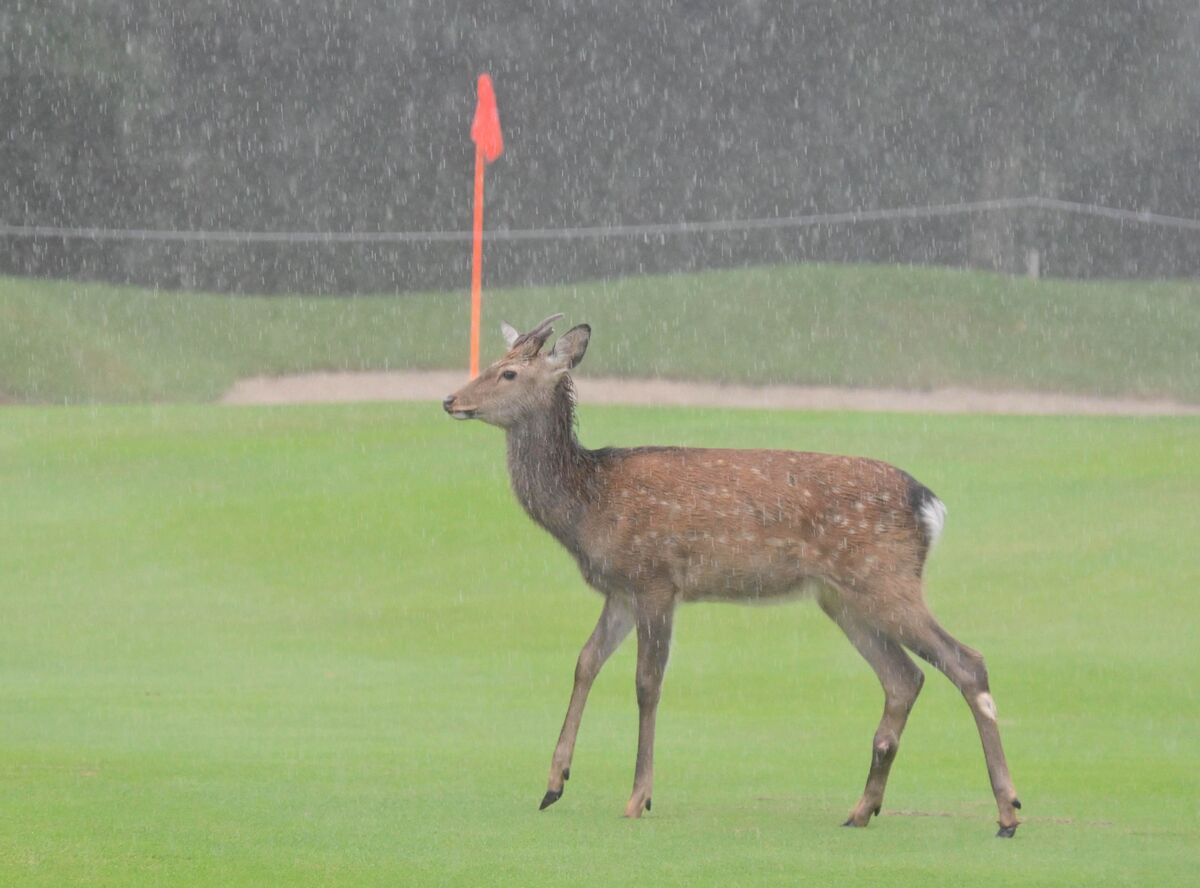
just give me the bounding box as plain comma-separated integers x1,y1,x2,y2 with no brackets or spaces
471,74,504,163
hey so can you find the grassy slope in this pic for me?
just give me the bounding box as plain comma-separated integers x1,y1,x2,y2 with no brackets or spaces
1,402,1197,885
2,264,1198,403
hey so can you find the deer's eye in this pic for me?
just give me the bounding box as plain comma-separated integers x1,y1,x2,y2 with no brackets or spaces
500,369,517,381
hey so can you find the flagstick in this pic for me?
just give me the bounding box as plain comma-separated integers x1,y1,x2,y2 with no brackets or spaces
469,72,501,377
470,143,485,378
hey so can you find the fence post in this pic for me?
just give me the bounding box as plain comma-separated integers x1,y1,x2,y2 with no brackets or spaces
1025,248,1040,280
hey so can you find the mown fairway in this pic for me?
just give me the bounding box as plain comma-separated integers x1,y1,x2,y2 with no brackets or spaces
3,264,1199,403
2,402,1198,885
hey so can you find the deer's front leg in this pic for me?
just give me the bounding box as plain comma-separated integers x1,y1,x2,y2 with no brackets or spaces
624,594,675,818
540,595,633,810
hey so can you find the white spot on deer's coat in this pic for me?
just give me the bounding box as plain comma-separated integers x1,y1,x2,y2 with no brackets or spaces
976,692,998,720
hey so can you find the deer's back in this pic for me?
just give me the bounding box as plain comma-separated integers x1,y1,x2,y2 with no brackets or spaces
574,446,936,603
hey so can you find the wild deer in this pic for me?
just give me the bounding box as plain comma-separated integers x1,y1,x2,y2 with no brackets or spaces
442,314,1021,836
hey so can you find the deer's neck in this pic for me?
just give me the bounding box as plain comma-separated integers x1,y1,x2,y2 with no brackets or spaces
505,379,596,548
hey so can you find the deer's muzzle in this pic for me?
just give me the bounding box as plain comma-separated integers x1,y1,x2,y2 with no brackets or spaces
442,394,476,420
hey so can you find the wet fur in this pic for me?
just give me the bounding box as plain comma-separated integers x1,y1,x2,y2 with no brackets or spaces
445,320,1021,834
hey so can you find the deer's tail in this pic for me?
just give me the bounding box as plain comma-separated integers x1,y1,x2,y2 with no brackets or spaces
904,473,947,563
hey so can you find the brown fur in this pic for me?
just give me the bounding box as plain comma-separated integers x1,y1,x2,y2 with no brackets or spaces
444,316,1021,834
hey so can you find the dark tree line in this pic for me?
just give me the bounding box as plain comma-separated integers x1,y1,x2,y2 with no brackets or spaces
3,0,1199,293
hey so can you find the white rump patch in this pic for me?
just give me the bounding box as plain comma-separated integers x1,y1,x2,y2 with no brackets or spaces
976,691,998,721
919,496,948,548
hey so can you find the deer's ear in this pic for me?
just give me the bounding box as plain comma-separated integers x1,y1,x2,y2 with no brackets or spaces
500,320,520,348
548,324,590,372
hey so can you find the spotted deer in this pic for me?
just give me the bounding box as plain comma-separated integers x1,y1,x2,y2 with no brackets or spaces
442,315,1021,836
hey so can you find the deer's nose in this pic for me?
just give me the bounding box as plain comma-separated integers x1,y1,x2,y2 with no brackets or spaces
442,394,456,413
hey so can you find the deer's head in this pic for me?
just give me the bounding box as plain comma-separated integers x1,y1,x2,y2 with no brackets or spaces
442,313,590,428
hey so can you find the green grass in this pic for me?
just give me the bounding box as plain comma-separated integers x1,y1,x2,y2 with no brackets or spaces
3,264,1199,403
1,402,1198,885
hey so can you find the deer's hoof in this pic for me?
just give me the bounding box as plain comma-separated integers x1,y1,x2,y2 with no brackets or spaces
539,789,562,811
623,794,650,818
1012,797,1022,810
562,768,570,781
996,823,1018,838
841,809,873,828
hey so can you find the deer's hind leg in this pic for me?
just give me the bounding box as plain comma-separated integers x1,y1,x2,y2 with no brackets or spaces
882,594,1022,837
820,589,925,828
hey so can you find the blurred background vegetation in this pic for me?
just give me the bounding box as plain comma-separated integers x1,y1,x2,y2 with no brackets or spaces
4,1,1200,293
